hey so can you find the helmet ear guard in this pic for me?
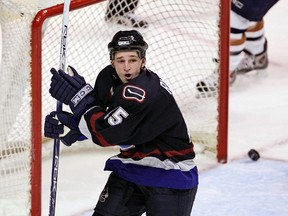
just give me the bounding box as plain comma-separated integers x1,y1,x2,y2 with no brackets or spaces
108,30,148,60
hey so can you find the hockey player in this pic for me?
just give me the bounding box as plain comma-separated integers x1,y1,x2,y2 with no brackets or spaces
44,30,198,216
105,0,148,28
196,0,279,92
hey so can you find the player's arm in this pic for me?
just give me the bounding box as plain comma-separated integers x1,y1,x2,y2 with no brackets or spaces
78,103,143,147
78,80,176,148
78,83,152,147
44,110,89,146
45,65,96,145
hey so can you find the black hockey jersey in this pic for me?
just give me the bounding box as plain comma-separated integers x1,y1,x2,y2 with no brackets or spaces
79,65,198,189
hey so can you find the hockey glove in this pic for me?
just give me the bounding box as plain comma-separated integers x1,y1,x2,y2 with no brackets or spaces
44,111,87,146
57,111,87,146
49,65,94,116
44,111,64,138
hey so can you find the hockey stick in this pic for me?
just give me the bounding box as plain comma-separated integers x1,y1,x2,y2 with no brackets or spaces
49,0,71,215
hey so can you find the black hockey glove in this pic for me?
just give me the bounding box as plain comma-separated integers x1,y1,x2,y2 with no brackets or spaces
57,111,87,146
44,111,64,138
44,111,87,146
49,65,94,116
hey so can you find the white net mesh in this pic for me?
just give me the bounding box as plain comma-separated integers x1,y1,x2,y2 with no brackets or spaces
0,0,226,214
41,0,220,152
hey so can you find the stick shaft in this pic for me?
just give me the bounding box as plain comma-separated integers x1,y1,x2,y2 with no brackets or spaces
49,1,71,215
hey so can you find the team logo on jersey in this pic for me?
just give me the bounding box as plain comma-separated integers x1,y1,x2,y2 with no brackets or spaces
99,187,109,202
123,85,145,102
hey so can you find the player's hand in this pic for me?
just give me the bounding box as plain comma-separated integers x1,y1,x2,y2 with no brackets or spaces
44,111,64,138
57,111,87,146
49,65,94,116
44,111,87,146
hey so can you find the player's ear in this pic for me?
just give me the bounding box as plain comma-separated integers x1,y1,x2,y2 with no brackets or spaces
141,58,146,69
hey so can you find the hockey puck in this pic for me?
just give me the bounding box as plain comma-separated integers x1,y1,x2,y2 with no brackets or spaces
248,149,260,161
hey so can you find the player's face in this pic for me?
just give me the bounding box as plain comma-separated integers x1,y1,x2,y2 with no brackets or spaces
112,51,145,83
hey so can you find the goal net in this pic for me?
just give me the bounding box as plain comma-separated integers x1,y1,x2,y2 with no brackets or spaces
0,0,229,215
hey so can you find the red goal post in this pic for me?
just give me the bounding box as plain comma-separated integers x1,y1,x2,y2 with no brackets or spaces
0,0,229,215
31,1,107,214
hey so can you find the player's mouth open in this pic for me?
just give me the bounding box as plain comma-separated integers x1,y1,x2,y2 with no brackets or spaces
125,73,132,80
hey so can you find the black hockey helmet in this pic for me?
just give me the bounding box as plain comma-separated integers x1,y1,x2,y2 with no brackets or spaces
108,30,148,60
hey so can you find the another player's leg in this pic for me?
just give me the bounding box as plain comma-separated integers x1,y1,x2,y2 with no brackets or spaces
229,10,250,79
196,0,278,93
195,12,247,93
196,10,251,93
105,0,148,28
236,21,268,74
195,58,219,94
230,0,279,74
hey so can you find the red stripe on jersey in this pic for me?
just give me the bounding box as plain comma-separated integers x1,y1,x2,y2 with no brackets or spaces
90,112,114,147
121,148,161,158
121,146,194,159
164,147,194,158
